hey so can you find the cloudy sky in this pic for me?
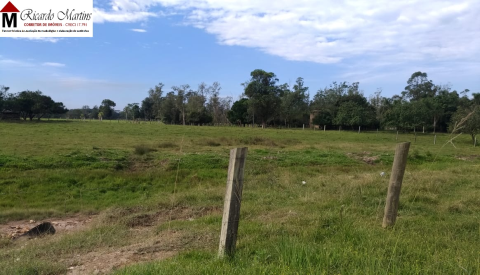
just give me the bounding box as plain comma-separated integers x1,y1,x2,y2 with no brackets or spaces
1,0,479,109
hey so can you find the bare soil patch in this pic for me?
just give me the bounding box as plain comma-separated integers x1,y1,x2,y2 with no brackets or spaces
0,206,220,274
0,215,95,239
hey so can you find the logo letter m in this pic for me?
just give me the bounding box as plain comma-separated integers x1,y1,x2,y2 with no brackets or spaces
2,13,17,28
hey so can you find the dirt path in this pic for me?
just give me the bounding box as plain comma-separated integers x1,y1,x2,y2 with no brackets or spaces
0,207,220,274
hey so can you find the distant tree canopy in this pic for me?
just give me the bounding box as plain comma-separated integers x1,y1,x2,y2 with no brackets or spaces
0,89,67,120
100,99,116,119
132,81,230,125
2,70,478,134
243,69,282,128
223,70,478,133
228,98,250,125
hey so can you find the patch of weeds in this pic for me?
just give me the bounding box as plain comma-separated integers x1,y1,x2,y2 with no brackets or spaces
0,237,12,249
158,142,178,149
205,140,221,147
0,259,65,275
134,144,157,155
425,150,433,158
240,136,278,146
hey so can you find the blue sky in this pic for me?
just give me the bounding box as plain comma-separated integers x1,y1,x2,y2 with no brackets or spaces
1,0,479,110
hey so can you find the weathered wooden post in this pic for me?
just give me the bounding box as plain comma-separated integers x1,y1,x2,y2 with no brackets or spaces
303,124,305,130
324,125,326,132
414,133,417,142
218,147,248,258
383,142,410,228
358,126,361,134
434,135,437,145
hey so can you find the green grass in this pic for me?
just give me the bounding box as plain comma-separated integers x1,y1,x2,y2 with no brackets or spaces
0,120,479,274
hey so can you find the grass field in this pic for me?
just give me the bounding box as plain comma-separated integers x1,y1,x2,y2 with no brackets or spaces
0,120,479,274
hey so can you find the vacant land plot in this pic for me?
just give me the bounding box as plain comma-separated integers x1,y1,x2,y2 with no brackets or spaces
0,120,479,274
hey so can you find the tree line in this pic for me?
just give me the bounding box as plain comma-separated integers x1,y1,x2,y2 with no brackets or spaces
1,69,479,142
65,82,232,125
229,69,479,143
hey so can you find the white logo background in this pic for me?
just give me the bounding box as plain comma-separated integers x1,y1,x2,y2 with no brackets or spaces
1,0,93,38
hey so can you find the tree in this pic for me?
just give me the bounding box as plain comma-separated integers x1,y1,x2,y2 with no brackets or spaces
280,77,310,127
450,105,480,144
51,102,68,117
404,72,436,101
91,105,99,120
244,69,281,128
33,94,57,121
141,97,155,120
123,106,130,120
161,92,179,124
100,99,116,119
5,90,67,120
369,88,391,127
148,83,164,119
0,85,9,111
172,85,190,125
310,81,360,127
207,82,223,124
15,91,39,120
333,101,374,129
383,97,412,131
81,105,90,119
186,85,208,125
123,103,140,120
312,109,333,126
228,98,250,125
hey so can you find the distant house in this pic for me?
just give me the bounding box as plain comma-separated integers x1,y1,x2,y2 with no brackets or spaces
1,110,20,120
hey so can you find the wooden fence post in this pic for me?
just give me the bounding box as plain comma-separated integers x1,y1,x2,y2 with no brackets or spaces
324,125,326,132
383,142,410,228
218,147,248,258
358,126,361,134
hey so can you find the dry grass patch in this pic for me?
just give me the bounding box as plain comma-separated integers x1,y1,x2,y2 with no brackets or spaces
346,151,380,165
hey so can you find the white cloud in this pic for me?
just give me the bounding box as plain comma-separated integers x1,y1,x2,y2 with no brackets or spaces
1,57,66,69
131,28,147,32
93,0,480,68
12,37,61,43
0,57,34,67
42,62,66,67
93,7,158,23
